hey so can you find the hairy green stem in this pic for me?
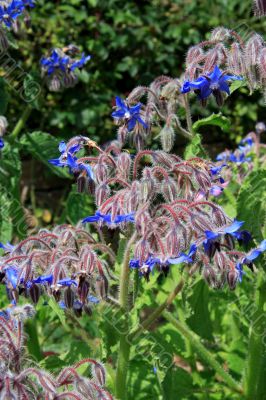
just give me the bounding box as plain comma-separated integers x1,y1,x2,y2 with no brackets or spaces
183,94,193,136
244,274,266,399
115,232,137,399
129,277,184,341
163,311,243,394
10,105,32,140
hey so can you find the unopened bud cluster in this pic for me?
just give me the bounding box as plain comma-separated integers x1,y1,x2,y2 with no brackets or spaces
0,312,113,399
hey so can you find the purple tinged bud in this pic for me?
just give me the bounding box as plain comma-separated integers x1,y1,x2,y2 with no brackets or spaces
94,163,109,183
93,362,106,386
203,266,217,287
78,277,90,304
134,239,150,264
186,45,204,66
224,233,235,250
203,48,221,74
117,152,132,179
64,286,75,309
227,43,245,75
95,275,108,300
95,184,111,207
162,178,178,203
259,47,266,80
245,34,264,66
77,174,87,193
254,0,266,17
29,283,41,304
227,268,238,290
117,125,128,145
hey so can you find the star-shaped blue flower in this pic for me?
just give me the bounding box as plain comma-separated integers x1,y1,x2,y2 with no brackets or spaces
168,244,197,265
0,0,24,28
181,66,242,103
0,138,4,150
70,53,91,71
82,211,135,225
41,50,70,76
112,96,147,131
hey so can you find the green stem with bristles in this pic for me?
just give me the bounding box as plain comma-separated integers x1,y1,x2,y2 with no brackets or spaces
115,232,137,399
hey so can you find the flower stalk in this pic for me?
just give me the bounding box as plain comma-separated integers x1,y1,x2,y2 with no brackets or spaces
163,311,243,394
115,232,137,399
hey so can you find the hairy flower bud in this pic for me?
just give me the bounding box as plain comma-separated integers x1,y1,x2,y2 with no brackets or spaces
29,283,41,304
185,45,204,67
78,277,90,304
227,268,238,290
64,286,75,309
245,34,264,66
227,43,245,75
160,125,175,153
258,47,266,80
93,362,106,386
210,27,230,42
0,116,8,137
162,178,178,202
203,266,217,287
95,184,111,207
48,75,62,92
95,275,108,300
254,0,266,16
116,152,132,179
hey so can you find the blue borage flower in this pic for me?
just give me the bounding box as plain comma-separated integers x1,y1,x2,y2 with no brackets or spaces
0,138,4,150
112,96,148,131
216,136,254,164
3,268,79,291
49,141,94,180
130,245,197,280
168,244,197,265
0,0,35,28
210,164,226,176
41,49,91,76
41,50,70,76
82,211,135,225
203,220,251,257
235,239,266,282
181,65,242,105
0,242,14,253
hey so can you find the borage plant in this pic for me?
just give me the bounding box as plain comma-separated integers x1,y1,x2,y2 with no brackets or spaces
0,16,266,400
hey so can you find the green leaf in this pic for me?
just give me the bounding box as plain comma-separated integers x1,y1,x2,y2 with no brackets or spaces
237,169,266,241
20,132,70,178
192,112,230,132
184,133,207,159
0,142,26,239
64,185,94,225
162,366,195,399
230,79,247,94
186,280,214,340
0,78,9,114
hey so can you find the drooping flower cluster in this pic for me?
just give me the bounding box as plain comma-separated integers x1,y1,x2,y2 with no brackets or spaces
184,28,266,100
41,46,91,91
49,135,265,290
0,0,35,28
0,309,113,399
214,122,266,183
0,224,111,315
